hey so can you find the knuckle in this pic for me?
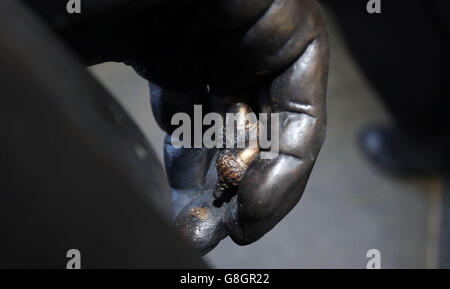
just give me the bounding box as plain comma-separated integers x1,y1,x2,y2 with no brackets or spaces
241,0,327,75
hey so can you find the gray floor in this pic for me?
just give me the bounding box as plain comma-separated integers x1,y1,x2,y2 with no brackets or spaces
89,13,441,269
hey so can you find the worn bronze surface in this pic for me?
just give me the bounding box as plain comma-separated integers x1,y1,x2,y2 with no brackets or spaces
214,103,260,199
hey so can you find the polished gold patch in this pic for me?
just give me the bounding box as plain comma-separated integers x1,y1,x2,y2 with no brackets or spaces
189,207,208,220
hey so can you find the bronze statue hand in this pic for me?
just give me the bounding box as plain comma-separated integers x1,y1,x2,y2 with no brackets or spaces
6,0,328,265
131,0,329,254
